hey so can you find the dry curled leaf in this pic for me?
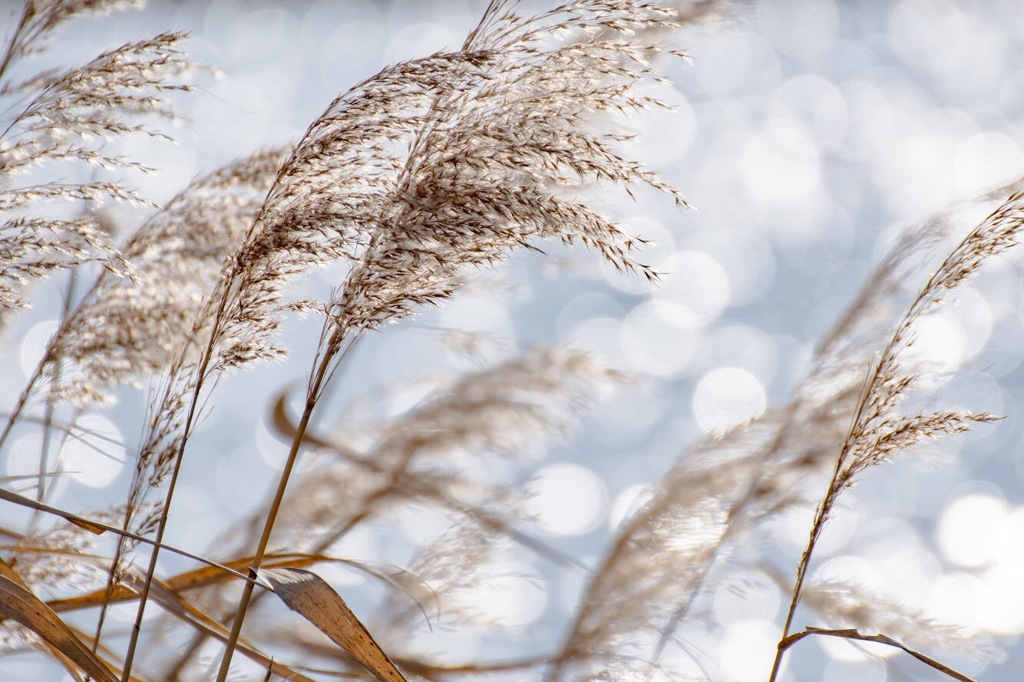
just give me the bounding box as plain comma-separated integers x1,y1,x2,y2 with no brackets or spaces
259,567,407,682
0,570,119,682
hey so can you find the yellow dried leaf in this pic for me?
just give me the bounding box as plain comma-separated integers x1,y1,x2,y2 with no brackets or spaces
260,567,407,682
0,574,119,682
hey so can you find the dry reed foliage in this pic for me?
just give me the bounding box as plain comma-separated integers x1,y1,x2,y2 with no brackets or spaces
46,148,290,406
0,0,191,323
47,0,691,679
767,187,1024,680
0,148,289,466
0,147,290,670
87,149,288,519
267,347,621,555
200,0,687,383
182,1,690,678
0,1,1020,681
156,349,619,679
129,0,686,528
543,182,1024,682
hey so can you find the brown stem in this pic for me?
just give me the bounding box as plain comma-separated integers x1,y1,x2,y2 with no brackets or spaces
0,3,30,87
119,293,235,681
36,268,78,521
768,364,877,682
0,356,45,453
775,627,975,682
215,336,338,681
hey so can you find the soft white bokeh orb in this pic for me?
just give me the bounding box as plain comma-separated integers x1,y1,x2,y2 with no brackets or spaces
61,414,125,487
692,367,766,434
526,463,608,536
19,321,57,379
460,573,548,628
862,538,941,606
608,483,651,530
981,559,1024,636
5,434,43,480
654,250,730,328
937,492,1009,568
904,312,966,377
994,507,1024,566
718,618,781,682
712,570,781,627
926,572,992,632
620,300,698,377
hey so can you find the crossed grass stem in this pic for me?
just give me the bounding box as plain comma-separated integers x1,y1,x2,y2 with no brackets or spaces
767,187,1024,682
215,326,362,680
4,2,1019,681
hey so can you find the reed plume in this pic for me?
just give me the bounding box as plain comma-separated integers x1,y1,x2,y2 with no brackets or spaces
0,1,1021,681
547,180,1024,682
0,0,191,321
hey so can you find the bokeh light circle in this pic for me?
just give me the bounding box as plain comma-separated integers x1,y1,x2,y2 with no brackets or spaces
692,367,767,434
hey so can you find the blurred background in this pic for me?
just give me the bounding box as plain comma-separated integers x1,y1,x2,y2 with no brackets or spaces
3,0,1024,680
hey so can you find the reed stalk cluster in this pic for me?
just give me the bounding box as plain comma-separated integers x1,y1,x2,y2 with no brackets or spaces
0,1,1020,681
